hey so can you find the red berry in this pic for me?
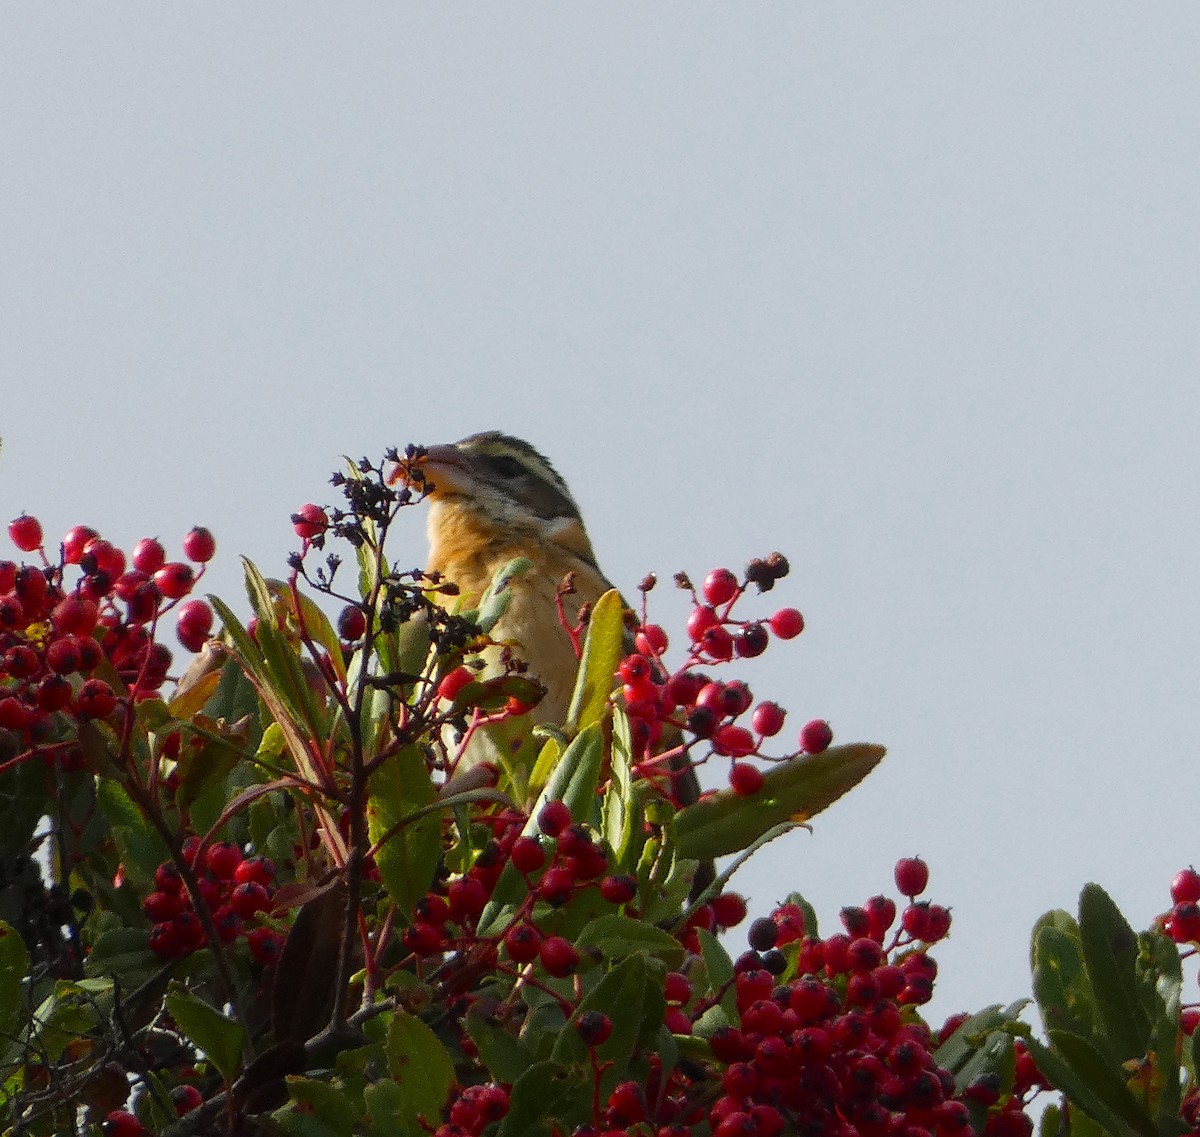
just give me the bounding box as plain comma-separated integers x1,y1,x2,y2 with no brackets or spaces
142,890,184,922
538,866,576,907
205,840,243,880
537,799,571,837
230,881,270,918
664,970,692,1005
437,665,474,702
510,836,546,875
100,1109,145,1137
1172,868,1200,904
686,605,720,643
154,861,184,894
8,514,42,552
4,645,40,678
635,623,668,656
14,566,48,611
700,625,734,661
751,701,786,737
799,718,832,754
182,526,216,563
76,678,118,719
538,935,579,977
51,596,98,637
576,1010,613,1046
45,637,82,675
728,762,764,796
600,874,637,904
0,697,30,730
711,892,748,928
131,538,167,575
735,623,769,658
82,538,125,579
894,856,930,897
703,568,739,607
768,607,804,639
154,562,195,600
503,922,541,963
35,676,72,712
447,876,488,921
292,503,328,540
176,599,214,651
247,926,284,965
337,605,367,642
234,856,275,887
713,724,756,758
62,526,99,565
1182,1008,1200,1035
171,1084,203,1116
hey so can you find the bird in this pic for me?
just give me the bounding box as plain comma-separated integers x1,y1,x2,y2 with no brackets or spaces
412,431,702,813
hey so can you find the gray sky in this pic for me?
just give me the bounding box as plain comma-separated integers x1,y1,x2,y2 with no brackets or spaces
4,8,1199,1020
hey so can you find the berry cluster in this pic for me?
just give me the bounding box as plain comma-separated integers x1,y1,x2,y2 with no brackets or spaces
0,515,216,756
617,556,830,798
145,836,281,964
679,857,964,1137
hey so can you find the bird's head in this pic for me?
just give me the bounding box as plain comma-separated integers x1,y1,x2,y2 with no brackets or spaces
410,432,601,590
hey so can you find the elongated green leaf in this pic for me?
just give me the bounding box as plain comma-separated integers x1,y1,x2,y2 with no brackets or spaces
0,922,28,1039
1023,1036,1133,1137
385,1011,454,1130
575,914,684,969
695,927,737,1022
167,990,244,1083
367,745,440,918
565,588,625,735
528,722,604,830
1033,923,1096,1039
468,557,526,631
603,707,637,871
1045,1029,1155,1137
1078,883,1150,1062
675,744,884,860
1142,929,1185,1124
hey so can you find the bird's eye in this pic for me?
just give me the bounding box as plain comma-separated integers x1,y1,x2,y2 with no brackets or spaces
488,455,525,479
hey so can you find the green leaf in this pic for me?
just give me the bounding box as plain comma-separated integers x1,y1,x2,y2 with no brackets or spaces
565,588,626,735
1033,922,1096,1039
932,1004,1010,1074
285,1077,361,1132
1078,883,1151,1062
167,990,245,1083
551,954,663,1096
496,1061,580,1137
466,1007,537,1085
674,743,885,860
474,557,530,632
1042,1029,1156,1137
575,914,685,970
367,744,440,917
0,922,28,1038
602,707,636,871
83,928,159,987
695,928,737,1023
532,722,604,826
385,1011,454,1129
363,1079,413,1137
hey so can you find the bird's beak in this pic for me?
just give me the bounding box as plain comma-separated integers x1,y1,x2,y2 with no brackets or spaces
392,443,477,498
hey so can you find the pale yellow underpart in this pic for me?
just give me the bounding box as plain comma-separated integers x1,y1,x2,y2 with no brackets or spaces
426,497,612,770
